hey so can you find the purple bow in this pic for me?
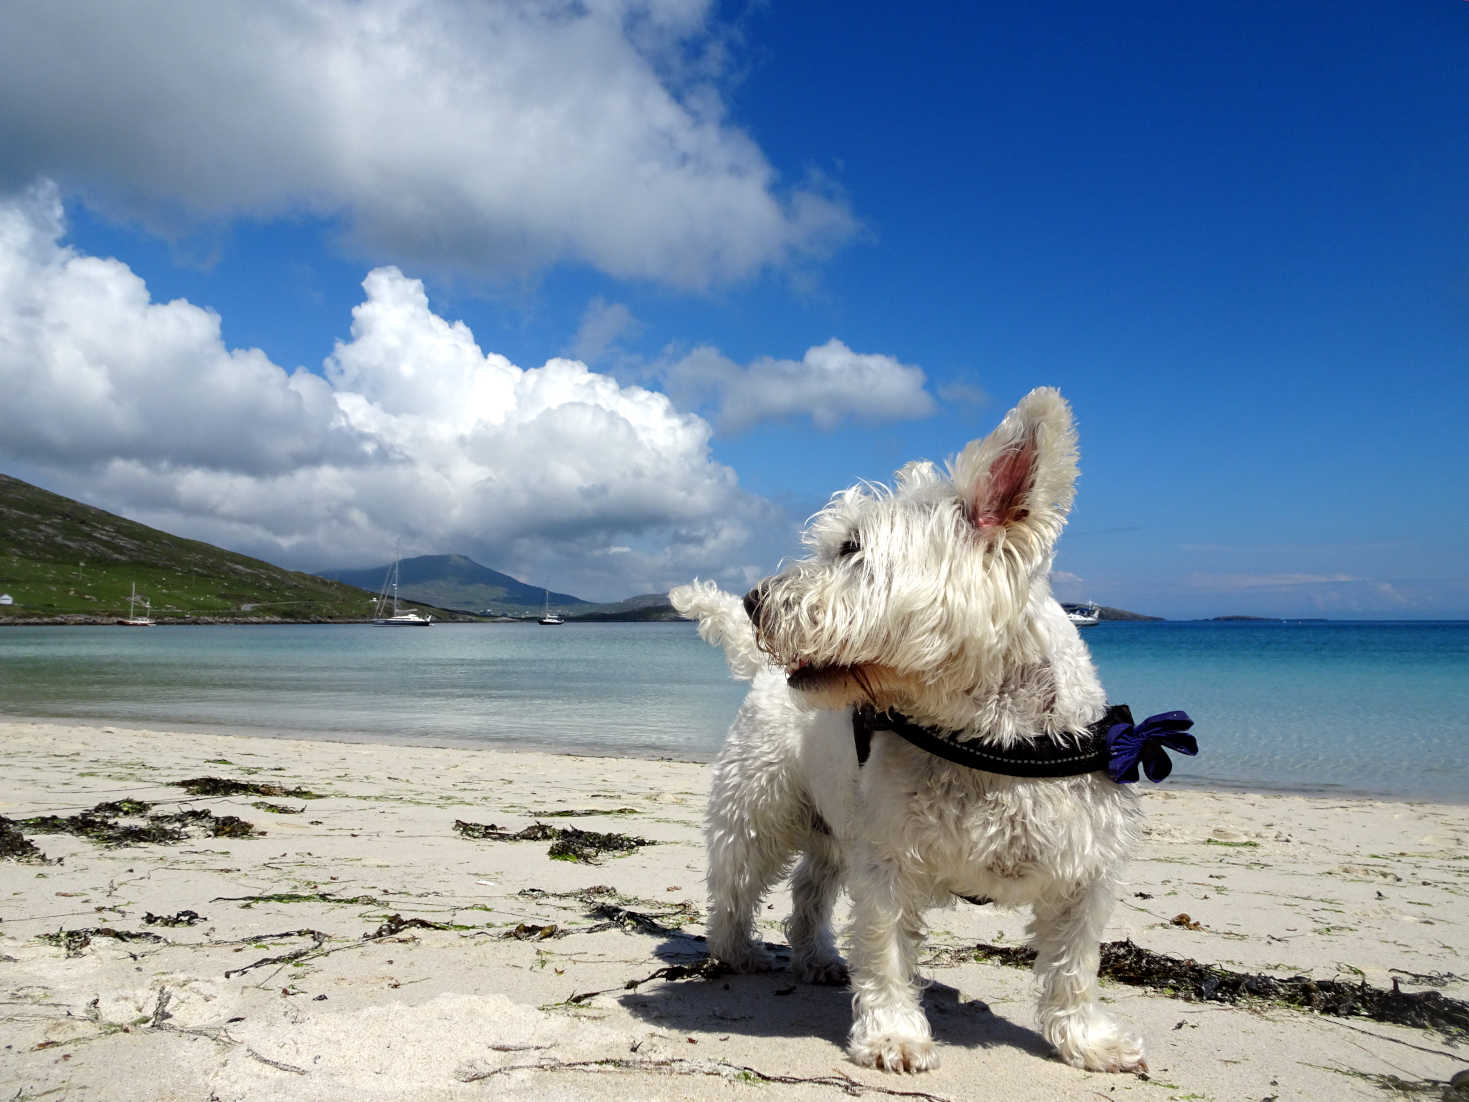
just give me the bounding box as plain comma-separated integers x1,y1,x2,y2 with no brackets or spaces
1105,710,1197,783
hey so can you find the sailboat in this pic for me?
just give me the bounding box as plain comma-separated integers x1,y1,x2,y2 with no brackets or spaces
117,582,155,626
538,588,564,625
373,551,433,626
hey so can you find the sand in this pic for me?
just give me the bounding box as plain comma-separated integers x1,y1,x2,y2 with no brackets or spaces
1,717,1465,1101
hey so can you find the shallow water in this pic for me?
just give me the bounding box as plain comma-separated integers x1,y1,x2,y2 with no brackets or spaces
1,620,1465,802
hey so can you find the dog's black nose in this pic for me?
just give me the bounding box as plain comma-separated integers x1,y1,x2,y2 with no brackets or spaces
743,585,765,621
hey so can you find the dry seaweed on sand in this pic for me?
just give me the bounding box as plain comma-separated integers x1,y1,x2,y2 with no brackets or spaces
565,957,729,1006
144,910,206,927
453,819,654,863
211,891,383,907
19,804,188,845
148,807,260,836
38,927,166,958
548,825,651,863
90,798,152,816
205,814,260,837
501,922,564,941
223,928,330,978
454,820,557,841
0,815,55,863
966,938,1469,1041
366,914,450,939
171,776,323,799
251,800,305,814
584,902,690,938
15,800,262,845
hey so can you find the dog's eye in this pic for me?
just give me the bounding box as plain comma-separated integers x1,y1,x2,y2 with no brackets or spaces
838,535,861,558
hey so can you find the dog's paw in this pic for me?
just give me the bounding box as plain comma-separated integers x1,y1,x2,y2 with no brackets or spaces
848,1033,940,1074
710,940,779,974
793,954,849,985
1046,1013,1146,1073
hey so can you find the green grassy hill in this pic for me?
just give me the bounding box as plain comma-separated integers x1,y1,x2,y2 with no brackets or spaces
0,474,467,623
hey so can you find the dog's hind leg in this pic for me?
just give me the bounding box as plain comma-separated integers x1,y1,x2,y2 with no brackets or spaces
786,821,848,984
1030,877,1146,1073
704,743,806,973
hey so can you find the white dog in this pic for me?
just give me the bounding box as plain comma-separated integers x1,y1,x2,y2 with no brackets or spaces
671,387,1192,1074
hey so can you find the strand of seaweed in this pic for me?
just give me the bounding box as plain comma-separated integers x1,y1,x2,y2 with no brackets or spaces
453,818,655,864
454,1054,958,1099
221,914,453,979
145,988,308,1075
950,939,1469,1041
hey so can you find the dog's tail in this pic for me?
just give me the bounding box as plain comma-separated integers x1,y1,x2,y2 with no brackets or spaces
668,580,767,681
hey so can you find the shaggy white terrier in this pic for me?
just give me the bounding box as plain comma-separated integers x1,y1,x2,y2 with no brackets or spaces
670,387,1152,1075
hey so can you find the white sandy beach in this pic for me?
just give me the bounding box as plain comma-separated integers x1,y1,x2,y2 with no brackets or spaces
2,718,1465,1101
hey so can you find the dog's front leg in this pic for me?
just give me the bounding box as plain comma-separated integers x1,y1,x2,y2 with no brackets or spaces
845,852,937,1073
1030,877,1146,1073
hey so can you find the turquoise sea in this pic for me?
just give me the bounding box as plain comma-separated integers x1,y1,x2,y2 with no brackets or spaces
1,621,1466,802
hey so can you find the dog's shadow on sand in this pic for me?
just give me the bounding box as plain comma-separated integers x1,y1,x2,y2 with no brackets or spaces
619,934,1052,1063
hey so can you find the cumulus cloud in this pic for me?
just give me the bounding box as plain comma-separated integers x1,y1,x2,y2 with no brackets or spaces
661,338,937,432
0,0,855,289
0,184,370,475
0,183,771,597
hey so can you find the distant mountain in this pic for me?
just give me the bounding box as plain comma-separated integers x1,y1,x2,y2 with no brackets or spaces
318,554,590,615
1094,605,1163,622
564,594,681,622
0,473,472,623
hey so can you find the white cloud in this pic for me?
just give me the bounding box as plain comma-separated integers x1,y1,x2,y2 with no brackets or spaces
0,183,369,475
0,0,855,289
936,379,989,408
567,298,641,364
662,338,937,432
0,183,773,598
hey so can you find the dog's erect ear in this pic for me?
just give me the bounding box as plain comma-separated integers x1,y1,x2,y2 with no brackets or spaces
949,387,1078,538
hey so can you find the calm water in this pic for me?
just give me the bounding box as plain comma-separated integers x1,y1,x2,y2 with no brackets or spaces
1,621,1466,802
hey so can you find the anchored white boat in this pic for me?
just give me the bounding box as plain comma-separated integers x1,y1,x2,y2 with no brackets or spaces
1064,602,1100,627
538,589,564,625
374,553,432,626
117,583,155,626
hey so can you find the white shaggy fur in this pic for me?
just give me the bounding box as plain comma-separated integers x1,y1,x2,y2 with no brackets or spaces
670,388,1146,1074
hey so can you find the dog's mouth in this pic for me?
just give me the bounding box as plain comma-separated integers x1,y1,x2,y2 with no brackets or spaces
785,661,915,715
786,660,869,694
786,660,841,690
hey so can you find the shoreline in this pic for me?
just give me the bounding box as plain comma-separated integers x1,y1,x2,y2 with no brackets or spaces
0,615,683,627
3,710,1465,808
3,717,1466,1100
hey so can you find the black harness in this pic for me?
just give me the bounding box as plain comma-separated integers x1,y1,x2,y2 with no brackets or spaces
851,702,1193,782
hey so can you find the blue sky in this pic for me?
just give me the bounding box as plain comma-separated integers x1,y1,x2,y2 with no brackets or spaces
1,1,1464,618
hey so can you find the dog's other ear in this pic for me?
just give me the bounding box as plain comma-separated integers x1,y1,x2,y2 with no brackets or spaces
949,387,1078,539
